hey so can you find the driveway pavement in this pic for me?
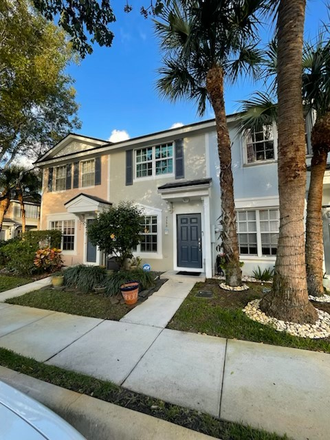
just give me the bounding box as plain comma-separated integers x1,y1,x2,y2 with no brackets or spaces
0,272,329,440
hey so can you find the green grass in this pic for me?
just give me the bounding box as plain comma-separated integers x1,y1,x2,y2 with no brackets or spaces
0,347,287,440
0,275,31,292
168,281,330,353
5,288,129,321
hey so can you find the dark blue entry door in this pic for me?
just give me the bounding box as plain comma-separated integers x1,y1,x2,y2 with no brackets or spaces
86,219,97,263
177,214,202,268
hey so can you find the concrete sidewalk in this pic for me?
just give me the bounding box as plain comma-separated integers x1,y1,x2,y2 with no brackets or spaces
0,366,214,440
0,272,329,440
0,276,51,301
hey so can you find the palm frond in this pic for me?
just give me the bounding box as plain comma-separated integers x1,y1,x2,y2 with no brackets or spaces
227,43,263,82
239,91,277,133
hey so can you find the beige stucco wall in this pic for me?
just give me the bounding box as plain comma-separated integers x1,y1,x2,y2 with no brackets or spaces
108,132,208,272
40,154,109,227
40,154,109,267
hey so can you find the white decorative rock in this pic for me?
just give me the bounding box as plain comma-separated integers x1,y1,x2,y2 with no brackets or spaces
219,283,249,292
308,294,330,303
243,299,330,339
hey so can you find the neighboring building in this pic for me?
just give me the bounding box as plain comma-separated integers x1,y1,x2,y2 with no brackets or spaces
0,200,40,241
35,115,325,277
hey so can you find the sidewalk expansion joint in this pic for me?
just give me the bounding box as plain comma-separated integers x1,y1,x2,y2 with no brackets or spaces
0,309,57,340
119,327,165,387
218,338,228,419
43,319,106,363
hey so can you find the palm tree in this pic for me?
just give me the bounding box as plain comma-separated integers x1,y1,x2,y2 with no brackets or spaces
260,0,317,323
15,169,41,233
0,166,41,233
241,36,330,298
154,0,268,287
0,166,20,231
303,39,330,297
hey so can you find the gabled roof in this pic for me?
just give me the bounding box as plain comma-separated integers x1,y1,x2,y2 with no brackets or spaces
64,193,112,206
35,133,109,164
35,112,242,166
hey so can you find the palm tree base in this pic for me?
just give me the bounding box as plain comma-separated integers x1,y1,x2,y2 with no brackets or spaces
260,294,318,324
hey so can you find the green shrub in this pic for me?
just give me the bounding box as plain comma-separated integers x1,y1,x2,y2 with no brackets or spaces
252,266,274,282
105,268,155,296
87,202,143,269
23,230,62,249
0,240,38,275
64,265,107,294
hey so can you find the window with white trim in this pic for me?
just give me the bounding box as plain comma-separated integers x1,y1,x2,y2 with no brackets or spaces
140,215,158,252
245,125,275,163
81,159,95,187
54,165,66,191
135,143,173,178
50,220,75,251
237,209,279,257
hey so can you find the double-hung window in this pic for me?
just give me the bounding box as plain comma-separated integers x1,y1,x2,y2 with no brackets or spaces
140,216,158,252
237,209,279,257
54,166,66,191
245,125,275,163
135,143,173,178
50,220,75,251
81,160,95,187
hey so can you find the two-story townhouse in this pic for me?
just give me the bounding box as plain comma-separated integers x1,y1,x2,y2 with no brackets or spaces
36,113,329,277
0,200,40,241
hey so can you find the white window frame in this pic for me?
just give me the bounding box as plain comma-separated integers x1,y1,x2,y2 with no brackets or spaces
54,165,67,192
134,143,175,181
243,122,278,165
133,205,163,259
48,214,77,255
81,159,95,188
237,208,279,258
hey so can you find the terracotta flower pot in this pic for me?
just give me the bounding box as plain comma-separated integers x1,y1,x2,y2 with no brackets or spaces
120,281,139,305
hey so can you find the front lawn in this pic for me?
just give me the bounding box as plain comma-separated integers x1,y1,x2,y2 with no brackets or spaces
0,275,31,293
6,288,129,321
168,279,330,353
0,347,287,440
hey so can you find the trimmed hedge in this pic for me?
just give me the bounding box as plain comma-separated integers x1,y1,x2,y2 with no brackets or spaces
23,230,62,248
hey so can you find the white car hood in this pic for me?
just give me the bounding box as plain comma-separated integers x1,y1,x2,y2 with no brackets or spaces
0,381,85,440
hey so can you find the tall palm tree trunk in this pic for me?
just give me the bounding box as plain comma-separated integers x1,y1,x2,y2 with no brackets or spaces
17,191,26,234
306,112,330,296
0,196,11,232
260,0,317,323
206,66,242,287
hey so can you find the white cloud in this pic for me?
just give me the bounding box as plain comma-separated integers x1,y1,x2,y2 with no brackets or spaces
108,129,130,143
170,122,184,129
13,155,34,169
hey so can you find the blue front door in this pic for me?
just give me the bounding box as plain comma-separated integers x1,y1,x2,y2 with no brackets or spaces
86,219,97,263
177,214,202,268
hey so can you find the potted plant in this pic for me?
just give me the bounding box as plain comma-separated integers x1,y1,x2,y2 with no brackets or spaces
51,271,64,287
120,281,139,305
130,256,142,271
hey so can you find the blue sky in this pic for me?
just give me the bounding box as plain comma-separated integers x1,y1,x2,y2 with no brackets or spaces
67,1,327,142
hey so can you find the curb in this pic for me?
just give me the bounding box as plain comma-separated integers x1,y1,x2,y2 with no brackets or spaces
0,366,216,440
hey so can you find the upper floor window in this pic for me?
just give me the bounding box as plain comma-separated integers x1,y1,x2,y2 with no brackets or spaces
245,125,275,164
135,143,173,179
50,219,75,251
81,160,95,187
237,208,279,257
55,165,66,191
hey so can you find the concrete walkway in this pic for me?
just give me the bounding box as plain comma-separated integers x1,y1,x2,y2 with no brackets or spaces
0,272,329,440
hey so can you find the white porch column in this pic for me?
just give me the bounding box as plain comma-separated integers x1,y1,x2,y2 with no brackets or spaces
202,195,212,278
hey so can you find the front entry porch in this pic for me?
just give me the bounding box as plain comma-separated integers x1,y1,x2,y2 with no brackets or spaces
158,178,213,278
